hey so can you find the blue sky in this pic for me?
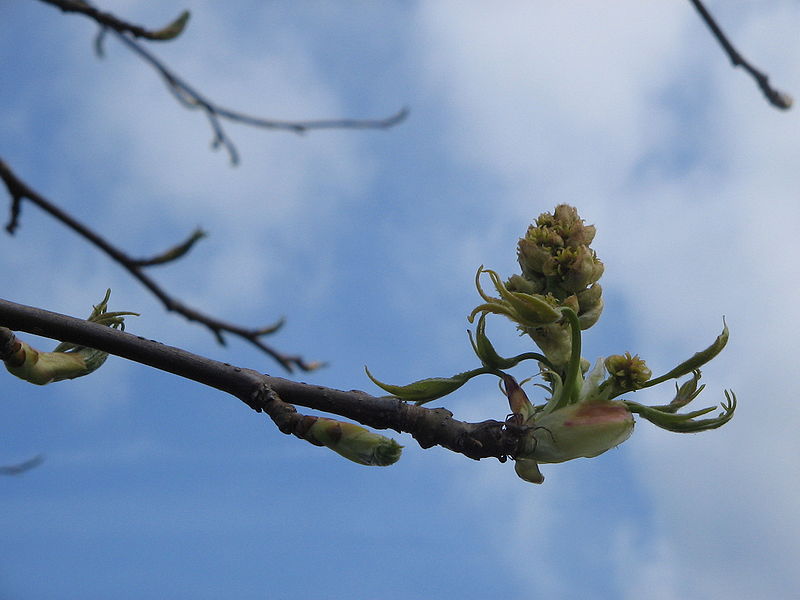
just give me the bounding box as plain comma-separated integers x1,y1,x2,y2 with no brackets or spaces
3,1,800,598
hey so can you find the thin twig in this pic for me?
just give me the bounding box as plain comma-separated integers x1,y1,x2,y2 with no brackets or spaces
689,0,792,110
0,454,45,476
38,0,408,165
0,159,319,372
109,31,408,165
39,0,190,41
0,297,524,462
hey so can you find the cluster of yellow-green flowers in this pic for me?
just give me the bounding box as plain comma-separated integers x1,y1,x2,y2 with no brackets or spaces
369,205,735,484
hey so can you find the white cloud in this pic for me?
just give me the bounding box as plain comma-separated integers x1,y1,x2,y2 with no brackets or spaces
414,2,800,598
5,3,800,598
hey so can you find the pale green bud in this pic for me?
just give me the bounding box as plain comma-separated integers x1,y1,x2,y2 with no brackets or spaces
526,400,634,463
604,352,652,392
4,341,90,385
306,418,403,466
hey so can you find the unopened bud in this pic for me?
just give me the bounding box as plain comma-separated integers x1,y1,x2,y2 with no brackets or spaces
605,353,652,391
528,400,635,463
307,418,403,466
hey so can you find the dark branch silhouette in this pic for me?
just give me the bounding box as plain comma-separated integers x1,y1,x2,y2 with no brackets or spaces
0,454,45,476
107,31,408,165
689,0,792,110
39,0,190,41
39,0,408,165
0,159,320,373
0,297,522,463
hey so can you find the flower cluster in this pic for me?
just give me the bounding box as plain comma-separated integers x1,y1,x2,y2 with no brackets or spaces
369,205,735,484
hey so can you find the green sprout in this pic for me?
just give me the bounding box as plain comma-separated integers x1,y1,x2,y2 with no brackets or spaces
368,204,735,484
2,290,138,385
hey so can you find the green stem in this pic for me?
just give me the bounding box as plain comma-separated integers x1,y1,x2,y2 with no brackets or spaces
554,307,582,408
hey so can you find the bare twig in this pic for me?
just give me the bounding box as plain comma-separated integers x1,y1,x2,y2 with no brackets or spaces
38,0,408,165
40,0,190,41
689,0,792,110
108,31,408,165
0,159,319,372
131,228,207,267
0,454,45,476
0,297,524,462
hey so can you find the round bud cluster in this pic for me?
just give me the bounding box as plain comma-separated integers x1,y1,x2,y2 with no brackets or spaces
509,204,604,329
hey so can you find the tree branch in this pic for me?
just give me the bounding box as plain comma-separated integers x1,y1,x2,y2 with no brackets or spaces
0,454,44,476
38,0,408,165
0,158,319,373
39,0,190,41
0,296,523,462
689,0,792,110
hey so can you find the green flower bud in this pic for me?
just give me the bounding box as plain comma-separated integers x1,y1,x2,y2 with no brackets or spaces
577,297,603,330
518,236,557,277
529,223,565,248
557,246,604,293
576,283,602,311
604,352,652,392
553,204,596,247
525,322,573,370
505,274,543,295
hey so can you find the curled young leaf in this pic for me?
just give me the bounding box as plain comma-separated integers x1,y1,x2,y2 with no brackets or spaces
471,266,561,329
623,390,736,433
643,319,729,388
468,313,551,371
365,366,490,405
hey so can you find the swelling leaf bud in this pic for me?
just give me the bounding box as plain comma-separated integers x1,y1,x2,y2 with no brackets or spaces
3,290,137,386
306,418,403,466
4,341,90,385
529,400,635,463
365,366,488,404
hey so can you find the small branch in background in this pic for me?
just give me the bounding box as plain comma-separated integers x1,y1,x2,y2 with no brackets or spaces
0,454,45,476
106,32,408,165
39,0,408,165
689,0,792,110
130,228,207,267
39,0,190,41
0,159,320,373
